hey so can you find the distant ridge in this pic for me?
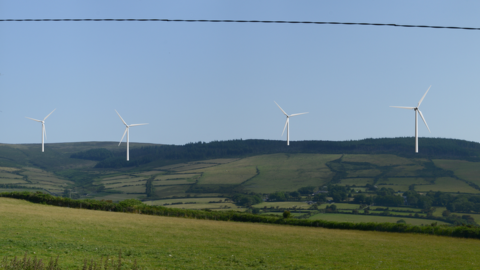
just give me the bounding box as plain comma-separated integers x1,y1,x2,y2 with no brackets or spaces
90,137,480,168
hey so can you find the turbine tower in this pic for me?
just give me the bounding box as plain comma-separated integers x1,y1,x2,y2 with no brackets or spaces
115,110,148,161
274,101,308,146
26,109,56,152
390,86,431,153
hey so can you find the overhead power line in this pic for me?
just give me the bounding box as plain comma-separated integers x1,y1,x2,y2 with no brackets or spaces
0,18,480,31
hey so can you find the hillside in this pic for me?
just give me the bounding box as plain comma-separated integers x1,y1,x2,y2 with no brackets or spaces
1,197,479,269
1,137,480,201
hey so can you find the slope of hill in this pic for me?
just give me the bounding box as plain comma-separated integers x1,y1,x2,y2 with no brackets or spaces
1,197,479,269
1,138,480,200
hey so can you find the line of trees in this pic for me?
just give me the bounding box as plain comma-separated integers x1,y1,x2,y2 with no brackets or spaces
68,137,480,168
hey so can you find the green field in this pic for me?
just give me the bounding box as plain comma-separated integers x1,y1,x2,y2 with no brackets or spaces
185,158,258,185
253,201,313,210
309,213,448,226
1,198,480,269
342,154,413,166
346,169,382,178
339,178,374,186
434,159,480,187
415,177,480,193
2,142,480,205
143,198,239,210
239,153,341,193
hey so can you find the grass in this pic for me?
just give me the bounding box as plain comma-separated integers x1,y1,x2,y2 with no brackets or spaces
1,198,480,269
240,153,341,193
88,193,143,202
157,159,238,172
115,185,146,194
154,174,199,181
433,159,480,187
152,185,191,198
339,178,374,186
415,177,480,193
153,179,195,186
159,202,238,210
385,165,426,177
253,201,312,209
309,213,449,226
188,159,258,185
342,154,413,166
144,197,227,205
0,172,23,179
0,178,28,184
377,177,430,191
346,169,382,178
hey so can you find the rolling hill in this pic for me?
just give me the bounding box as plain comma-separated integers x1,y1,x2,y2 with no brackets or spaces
1,137,480,202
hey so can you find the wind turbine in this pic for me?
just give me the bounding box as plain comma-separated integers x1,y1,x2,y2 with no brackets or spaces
26,109,56,152
115,110,148,161
274,101,308,146
390,86,431,153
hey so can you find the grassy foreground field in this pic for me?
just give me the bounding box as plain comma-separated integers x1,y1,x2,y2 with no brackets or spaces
1,198,480,269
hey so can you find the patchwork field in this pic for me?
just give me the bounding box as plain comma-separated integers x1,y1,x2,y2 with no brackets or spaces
253,201,312,210
1,198,479,269
415,177,480,193
434,159,480,187
342,154,413,166
309,213,449,226
240,154,341,193
0,166,73,194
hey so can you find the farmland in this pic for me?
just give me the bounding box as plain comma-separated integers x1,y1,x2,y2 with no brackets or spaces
309,213,449,226
1,197,480,269
2,141,480,225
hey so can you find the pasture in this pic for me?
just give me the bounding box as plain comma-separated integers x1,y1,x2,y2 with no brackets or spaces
309,213,449,226
185,159,257,185
144,198,237,210
342,154,413,166
433,159,480,187
240,153,340,193
415,177,480,193
0,198,479,269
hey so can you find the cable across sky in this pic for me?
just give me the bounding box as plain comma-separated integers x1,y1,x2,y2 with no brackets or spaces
1,18,480,31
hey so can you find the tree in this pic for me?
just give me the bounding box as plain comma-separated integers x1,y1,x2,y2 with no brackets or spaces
283,210,291,219
353,194,366,204
289,191,301,200
313,193,327,202
325,204,337,213
298,186,315,195
145,178,155,197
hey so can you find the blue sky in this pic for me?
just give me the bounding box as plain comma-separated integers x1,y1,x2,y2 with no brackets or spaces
1,1,480,146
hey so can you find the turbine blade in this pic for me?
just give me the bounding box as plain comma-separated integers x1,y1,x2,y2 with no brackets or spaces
43,124,47,140
274,101,288,116
281,118,288,136
418,110,431,133
390,106,415,110
417,85,431,108
118,128,128,146
115,110,128,126
129,123,148,127
289,112,308,117
43,109,56,121
26,117,42,122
